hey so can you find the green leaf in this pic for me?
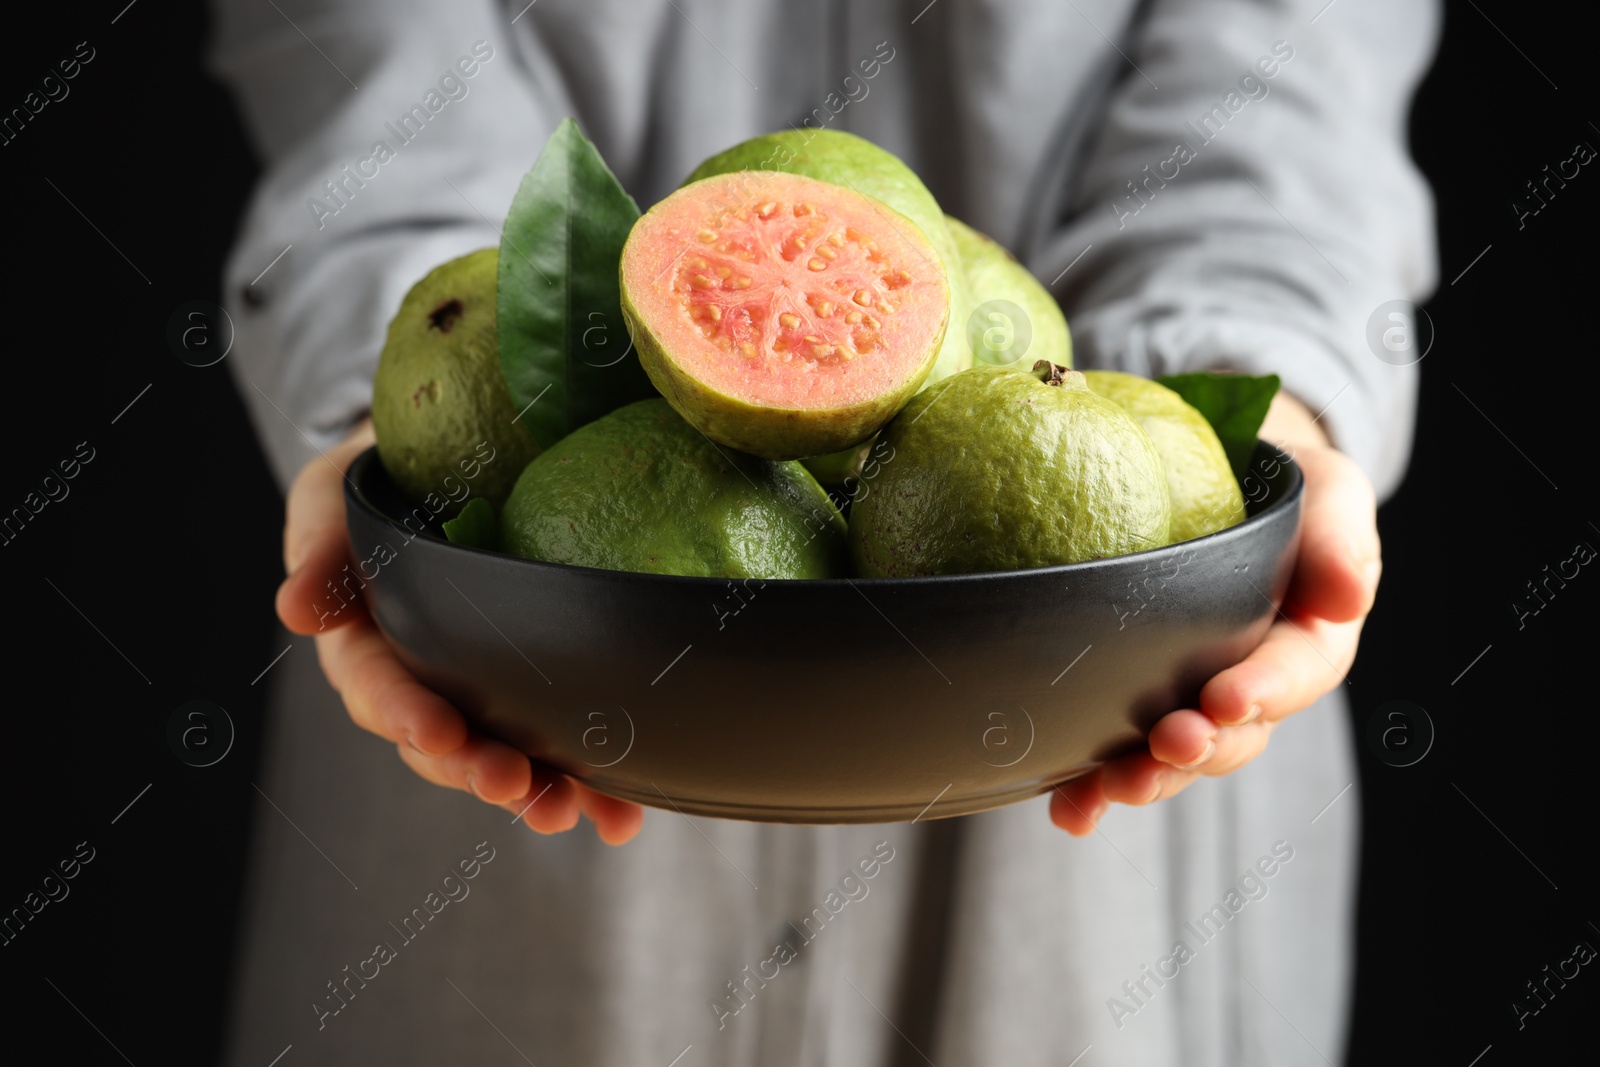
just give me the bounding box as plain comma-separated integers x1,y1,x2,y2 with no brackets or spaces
498,118,658,449
1155,372,1282,481
442,497,499,551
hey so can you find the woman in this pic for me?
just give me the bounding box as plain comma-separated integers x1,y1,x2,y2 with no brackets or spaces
212,1,1437,1063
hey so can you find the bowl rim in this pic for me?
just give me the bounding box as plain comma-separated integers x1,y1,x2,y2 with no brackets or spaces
346,441,1303,590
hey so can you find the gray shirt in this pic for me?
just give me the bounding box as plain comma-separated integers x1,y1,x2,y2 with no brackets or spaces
213,0,1436,499
210,2,1438,1064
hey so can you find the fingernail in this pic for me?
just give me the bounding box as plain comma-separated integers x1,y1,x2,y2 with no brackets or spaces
404,730,423,754
1174,738,1216,770
1142,778,1164,804
466,773,485,801
1243,703,1262,724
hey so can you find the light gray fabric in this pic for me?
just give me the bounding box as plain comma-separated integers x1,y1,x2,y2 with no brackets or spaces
210,1,1436,1063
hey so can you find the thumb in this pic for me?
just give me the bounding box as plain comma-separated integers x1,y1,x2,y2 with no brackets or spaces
1286,445,1380,623
278,420,374,634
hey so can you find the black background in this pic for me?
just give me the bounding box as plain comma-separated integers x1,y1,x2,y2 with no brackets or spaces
0,2,1594,1063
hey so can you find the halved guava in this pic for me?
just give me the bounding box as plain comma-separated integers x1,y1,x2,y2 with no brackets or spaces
687,129,973,386
620,171,951,459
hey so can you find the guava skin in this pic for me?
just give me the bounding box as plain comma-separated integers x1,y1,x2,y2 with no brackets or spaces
849,363,1172,577
500,399,849,580
1081,370,1247,544
372,247,539,517
686,129,974,384
947,216,1073,369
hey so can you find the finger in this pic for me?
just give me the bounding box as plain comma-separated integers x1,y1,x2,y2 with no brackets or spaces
393,733,533,804
515,767,582,835
278,531,359,635
486,771,582,833
1100,751,1199,806
1049,768,1108,836
1149,711,1277,774
1191,720,1276,777
1200,612,1363,726
1145,709,1218,768
316,616,468,755
1286,446,1380,623
282,422,373,575
575,786,645,845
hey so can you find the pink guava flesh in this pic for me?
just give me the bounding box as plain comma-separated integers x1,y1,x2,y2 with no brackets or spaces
622,172,948,414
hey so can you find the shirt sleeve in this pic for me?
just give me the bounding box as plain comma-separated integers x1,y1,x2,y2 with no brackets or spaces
1034,0,1440,501
207,0,571,490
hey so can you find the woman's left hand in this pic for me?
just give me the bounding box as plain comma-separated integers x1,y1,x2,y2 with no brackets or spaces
1050,391,1381,835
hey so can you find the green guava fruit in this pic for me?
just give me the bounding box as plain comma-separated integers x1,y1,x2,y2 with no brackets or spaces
947,216,1073,368
620,170,951,461
372,247,539,517
500,398,848,579
849,362,1171,576
1082,370,1246,543
801,216,1078,489
686,129,974,386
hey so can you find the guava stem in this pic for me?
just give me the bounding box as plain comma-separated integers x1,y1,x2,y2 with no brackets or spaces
1033,360,1070,386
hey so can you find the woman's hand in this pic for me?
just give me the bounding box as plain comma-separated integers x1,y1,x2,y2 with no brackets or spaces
1050,391,1379,835
275,418,645,844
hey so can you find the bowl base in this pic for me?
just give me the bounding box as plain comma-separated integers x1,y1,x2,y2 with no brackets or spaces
586,767,1098,824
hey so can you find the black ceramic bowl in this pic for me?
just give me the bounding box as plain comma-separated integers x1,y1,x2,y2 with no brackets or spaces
345,443,1302,823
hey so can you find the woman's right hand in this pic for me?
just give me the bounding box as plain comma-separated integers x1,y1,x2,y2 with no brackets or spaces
274,418,645,845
